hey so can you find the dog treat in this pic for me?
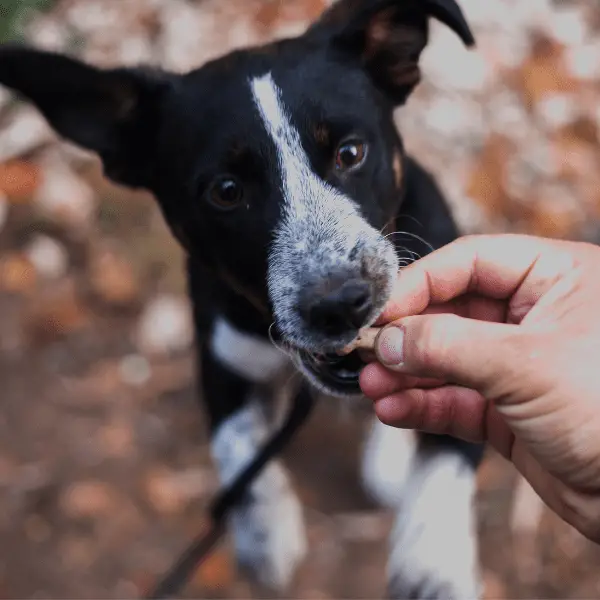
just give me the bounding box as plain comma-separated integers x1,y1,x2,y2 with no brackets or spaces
338,326,381,355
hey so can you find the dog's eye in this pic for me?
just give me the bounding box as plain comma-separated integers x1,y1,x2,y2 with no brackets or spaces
335,140,367,171
208,177,244,210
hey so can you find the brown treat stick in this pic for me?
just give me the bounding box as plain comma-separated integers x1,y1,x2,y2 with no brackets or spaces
338,326,381,355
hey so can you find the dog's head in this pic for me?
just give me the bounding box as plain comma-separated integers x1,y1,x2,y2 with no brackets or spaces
0,0,474,397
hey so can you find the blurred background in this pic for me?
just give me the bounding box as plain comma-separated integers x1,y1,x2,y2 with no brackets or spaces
1,0,600,597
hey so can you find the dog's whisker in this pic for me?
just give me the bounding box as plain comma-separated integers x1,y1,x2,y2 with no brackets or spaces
267,324,325,364
304,349,321,361
392,243,422,261
380,216,397,236
400,248,422,260
383,230,400,241
268,322,295,358
385,233,424,259
385,230,435,254
396,213,425,230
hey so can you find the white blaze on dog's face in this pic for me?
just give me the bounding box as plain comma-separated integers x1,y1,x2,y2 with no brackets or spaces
250,72,399,395
251,72,399,345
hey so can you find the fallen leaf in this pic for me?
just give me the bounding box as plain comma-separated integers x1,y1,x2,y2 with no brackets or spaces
33,154,95,230
255,0,326,29
191,546,234,593
144,467,183,515
0,191,8,231
23,514,52,544
135,295,193,356
529,199,581,239
96,421,134,459
466,134,514,220
144,466,216,515
58,535,96,570
517,34,577,108
24,234,69,280
0,254,37,294
0,160,41,202
59,480,121,519
552,128,599,182
23,279,90,343
0,455,17,486
89,247,140,308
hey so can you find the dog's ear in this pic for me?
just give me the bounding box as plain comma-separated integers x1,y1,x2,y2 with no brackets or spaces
309,0,474,105
0,44,173,189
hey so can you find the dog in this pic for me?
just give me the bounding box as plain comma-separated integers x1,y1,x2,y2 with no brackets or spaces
0,0,486,596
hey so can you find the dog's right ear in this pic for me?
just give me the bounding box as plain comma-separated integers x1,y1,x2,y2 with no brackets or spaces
0,44,174,189
308,0,475,105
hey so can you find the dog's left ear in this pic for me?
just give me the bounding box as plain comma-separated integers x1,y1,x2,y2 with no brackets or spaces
309,0,474,105
0,44,174,189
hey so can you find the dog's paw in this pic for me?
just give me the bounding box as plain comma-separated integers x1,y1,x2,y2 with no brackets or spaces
386,455,481,600
228,463,307,590
386,530,481,600
388,569,480,600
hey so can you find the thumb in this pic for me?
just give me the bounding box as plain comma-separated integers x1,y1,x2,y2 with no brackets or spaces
374,313,522,393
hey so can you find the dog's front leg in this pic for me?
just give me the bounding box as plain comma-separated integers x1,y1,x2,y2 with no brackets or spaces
385,435,484,600
200,317,307,591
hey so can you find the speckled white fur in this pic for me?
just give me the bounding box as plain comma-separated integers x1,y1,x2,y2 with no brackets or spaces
386,450,481,599
211,400,307,590
250,72,398,357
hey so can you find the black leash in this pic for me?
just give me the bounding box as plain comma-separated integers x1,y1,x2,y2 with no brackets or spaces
145,382,315,599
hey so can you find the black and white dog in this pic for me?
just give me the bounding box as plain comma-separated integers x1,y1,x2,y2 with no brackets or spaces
0,0,486,596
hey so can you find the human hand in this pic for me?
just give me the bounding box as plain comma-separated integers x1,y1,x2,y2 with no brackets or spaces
359,234,600,543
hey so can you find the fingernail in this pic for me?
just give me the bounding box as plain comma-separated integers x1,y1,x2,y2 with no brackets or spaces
376,326,405,366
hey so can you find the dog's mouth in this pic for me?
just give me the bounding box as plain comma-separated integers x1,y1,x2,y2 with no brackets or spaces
297,347,365,394
270,323,367,395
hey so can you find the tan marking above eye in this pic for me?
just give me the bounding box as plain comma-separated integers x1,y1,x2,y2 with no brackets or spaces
364,7,395,59
313,123,330,145
393,152,403,187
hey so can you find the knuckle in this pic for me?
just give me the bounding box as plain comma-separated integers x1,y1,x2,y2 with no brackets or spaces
450,233,488,256
452,233,478,249
424,389,451,431
410,315,456,375
446,235,476,260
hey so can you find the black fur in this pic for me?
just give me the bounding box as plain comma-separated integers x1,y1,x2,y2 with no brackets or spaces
0,1,485,596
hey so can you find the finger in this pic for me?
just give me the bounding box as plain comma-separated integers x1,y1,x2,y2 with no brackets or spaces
376,234,573,325
422,294,507,323
371,385,516,452
373,313,530,398
372,386,489,443
360,361,445,399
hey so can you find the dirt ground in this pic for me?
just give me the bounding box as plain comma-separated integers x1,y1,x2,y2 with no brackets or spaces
2,0,600,598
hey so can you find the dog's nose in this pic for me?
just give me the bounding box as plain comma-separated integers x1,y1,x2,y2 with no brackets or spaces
303,279,373,335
